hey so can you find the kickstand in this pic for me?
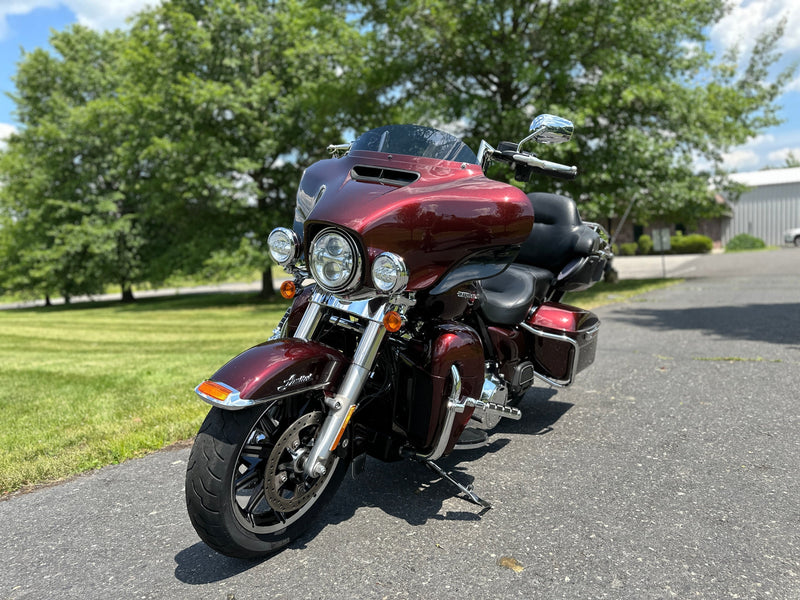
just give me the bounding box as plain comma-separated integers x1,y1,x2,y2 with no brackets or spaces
423,459,492,509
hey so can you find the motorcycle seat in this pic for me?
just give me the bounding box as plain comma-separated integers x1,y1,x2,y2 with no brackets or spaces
516,192,601,275
478,263,554,326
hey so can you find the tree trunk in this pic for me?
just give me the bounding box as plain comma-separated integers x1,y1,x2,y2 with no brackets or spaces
260,267,275,298
121,284,135,303
45,294,52,307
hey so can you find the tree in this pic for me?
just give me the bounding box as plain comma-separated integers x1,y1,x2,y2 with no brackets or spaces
351,0,796,229
1,1,383,300
116,0,381,295
0,27,138,302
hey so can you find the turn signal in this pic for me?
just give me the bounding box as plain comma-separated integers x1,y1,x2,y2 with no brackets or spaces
197,380,233,402
383,310,403,333
280,280,296,299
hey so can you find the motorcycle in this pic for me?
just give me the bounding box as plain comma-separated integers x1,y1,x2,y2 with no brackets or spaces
185,115,611,558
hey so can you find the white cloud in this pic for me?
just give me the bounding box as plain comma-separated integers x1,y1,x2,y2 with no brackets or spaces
61,0,160,31
719,133,775,169
0,122,18,151
712,0,800,55
721,149,761,170
787,75,800,93
720,130,800,171
745,133,775,147
767,147,800,163
0,1,159,40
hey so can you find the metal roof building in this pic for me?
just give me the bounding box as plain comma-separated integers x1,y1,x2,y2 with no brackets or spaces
723,167,800,246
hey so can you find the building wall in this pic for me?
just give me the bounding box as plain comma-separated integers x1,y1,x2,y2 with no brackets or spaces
695,217,727,249
722,182,800,246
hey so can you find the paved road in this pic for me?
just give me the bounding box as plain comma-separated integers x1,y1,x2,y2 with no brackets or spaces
613,246,798,280
2,250,799,599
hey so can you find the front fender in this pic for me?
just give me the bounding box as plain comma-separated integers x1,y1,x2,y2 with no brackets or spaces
195,339,348,410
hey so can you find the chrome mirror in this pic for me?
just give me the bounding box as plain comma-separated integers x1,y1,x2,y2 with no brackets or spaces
520,114,574,148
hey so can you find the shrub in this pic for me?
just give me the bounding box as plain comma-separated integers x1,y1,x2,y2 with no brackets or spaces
619,242,638,256
637,234,653,255
670,232,713,254
726,233,766,252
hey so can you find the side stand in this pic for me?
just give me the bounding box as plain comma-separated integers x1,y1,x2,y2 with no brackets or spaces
423,459,492,510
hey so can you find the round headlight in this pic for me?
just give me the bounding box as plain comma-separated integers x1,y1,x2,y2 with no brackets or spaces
371,252,408,294
309,229,360,292
268,227,300,266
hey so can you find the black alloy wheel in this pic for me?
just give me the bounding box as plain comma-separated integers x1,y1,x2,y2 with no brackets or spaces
185,395,348,558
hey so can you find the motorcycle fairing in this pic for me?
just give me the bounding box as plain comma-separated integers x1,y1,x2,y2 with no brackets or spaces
195,339,348,410
296,150,534,292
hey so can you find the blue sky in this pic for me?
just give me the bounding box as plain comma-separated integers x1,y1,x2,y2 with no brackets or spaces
1,1,799,172
0,5,75,132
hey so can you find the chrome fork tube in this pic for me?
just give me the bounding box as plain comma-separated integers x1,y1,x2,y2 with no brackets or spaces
294,291,327,340
304,318,387,478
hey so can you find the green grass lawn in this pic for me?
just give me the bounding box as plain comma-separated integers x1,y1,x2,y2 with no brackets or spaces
0,293,288,494
563,278,682,309
0,277,679,495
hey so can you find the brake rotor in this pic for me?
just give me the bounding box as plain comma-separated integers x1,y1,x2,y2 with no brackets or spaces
263,411,335,513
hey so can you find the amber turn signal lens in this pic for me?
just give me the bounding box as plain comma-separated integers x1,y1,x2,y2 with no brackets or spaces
280,280,296,299
197,380,232,402
383,310,403,333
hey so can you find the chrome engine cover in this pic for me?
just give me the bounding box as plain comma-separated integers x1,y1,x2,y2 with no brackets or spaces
469,374,509,430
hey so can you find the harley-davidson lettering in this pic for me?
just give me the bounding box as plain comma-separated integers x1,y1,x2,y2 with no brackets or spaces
277,373,314,392
457,290,479,301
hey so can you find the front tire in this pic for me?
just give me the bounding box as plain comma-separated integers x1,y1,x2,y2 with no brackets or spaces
185,397,348,558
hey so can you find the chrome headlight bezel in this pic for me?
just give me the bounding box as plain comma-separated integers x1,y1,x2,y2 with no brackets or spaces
267,227,301,266
309,228,362,293
371,252,408,295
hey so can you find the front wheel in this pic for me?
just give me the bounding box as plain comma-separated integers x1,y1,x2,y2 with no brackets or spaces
185,396,348,558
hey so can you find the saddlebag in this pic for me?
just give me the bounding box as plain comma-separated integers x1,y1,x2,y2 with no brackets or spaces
522,302,599,387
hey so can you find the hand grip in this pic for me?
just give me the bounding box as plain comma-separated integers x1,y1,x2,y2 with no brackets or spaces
512,153,578,180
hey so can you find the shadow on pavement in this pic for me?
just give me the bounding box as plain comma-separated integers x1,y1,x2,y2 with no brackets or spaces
174,386,570,582
174,542,265,583
623,302,800,347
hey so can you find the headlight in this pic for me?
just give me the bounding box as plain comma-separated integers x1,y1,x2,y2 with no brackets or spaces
371,252,408,294
268,227,301,266
309,229,361,292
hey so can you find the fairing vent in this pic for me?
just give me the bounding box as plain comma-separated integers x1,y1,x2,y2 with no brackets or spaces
350,165,420,187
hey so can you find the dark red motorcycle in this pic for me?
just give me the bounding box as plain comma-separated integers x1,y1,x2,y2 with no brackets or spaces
185,115,611,558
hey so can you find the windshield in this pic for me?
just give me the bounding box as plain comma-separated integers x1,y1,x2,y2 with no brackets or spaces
350,124,478,164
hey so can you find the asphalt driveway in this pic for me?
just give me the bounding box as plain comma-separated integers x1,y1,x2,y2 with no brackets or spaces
2,249,799,599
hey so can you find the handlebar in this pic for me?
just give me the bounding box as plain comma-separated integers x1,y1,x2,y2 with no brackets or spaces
510,152,578,181
484,144,578,181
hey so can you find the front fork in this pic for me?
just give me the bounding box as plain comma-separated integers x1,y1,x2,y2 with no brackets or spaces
296,292,391,478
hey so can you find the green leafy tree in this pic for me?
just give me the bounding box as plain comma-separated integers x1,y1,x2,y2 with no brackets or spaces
1,1,382,300
118,0,380,294
351,0,796,229
0,27,139,302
